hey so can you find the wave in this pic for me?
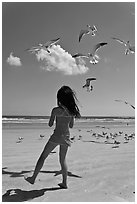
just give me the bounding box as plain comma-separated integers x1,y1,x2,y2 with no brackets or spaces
2,115,135,124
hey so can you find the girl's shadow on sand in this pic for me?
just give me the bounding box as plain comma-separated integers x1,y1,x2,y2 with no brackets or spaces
2,167,82,178
2,168,82,201
2,187,61,202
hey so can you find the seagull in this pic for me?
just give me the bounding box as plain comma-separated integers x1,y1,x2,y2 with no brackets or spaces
16,136,24,143
83,78,96,92
18,137,24,141
70,136,76,141
40,134,45,139
114,140,121,145
79,24,97,42
112,37,135,55
119,131,123,135
102,131,107,136
25,38,60,54
87,42,108,64
73,42,108,64
115,99,135,109
37,37,60,52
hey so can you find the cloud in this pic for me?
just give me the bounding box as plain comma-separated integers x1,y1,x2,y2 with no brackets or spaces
6,52,22,66
36,45,89,75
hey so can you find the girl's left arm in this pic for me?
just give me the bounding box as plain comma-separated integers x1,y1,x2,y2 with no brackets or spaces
69,116,74,128
48,108,56,127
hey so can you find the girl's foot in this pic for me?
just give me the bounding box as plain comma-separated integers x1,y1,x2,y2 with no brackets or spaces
58,183,68,189
24,176,35,184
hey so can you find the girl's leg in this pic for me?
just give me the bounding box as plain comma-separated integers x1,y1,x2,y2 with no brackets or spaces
58,144,68,188
25,140,57,184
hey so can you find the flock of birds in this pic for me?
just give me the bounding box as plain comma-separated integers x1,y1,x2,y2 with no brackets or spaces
70,128,135,148
25,24,135,109
25,24,135,90
16,124,135,150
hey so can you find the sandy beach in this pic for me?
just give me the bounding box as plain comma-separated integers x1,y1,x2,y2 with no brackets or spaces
2,118,135,202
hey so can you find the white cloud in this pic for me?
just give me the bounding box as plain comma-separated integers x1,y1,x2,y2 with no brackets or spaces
6,52,22,66
36,45,89,75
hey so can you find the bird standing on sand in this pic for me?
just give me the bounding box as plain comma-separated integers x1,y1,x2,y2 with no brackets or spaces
112,37,135,55
40,134,45,139
124,134,129,143
72,42,108,64
83,78,96,92
104,135,110,143
18,137,24,141
79,24,97,42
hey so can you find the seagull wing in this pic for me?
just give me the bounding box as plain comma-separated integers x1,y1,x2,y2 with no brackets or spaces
112,37,127,45
25,46,40,51
72,53,88,58
115,99,123,102
43,38,60,47
87,77,96,81
86,78,96,86
25,47,40,53
79,29,90,42
129,45,135,52
125,101,135,109
92,25,97,32
92,42,108,54
130,105,135,109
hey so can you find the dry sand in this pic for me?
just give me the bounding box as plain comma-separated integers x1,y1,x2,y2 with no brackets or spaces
2,125,135,202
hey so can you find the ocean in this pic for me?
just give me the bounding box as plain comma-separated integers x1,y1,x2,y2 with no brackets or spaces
2,115,135,130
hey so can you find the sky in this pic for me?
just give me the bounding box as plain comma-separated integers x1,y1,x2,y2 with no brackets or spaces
2,1,135,116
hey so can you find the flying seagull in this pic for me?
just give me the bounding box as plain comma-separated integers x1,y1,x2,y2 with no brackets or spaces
25,38,60,54
83,77,96,92
37,37,60,51
79,24,97,42
73,42,107,64
87,42,108,64
112,37,135,55
115,99,135,109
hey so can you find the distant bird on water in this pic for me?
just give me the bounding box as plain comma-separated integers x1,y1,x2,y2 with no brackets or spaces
115,99,135,109
83,78,96,92
112,37,135,55
73,42,107,64
79,24,97,42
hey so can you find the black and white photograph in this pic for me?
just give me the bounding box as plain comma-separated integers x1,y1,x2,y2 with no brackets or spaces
2,1,135,202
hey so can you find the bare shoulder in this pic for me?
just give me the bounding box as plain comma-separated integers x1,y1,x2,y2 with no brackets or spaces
51,106,62,114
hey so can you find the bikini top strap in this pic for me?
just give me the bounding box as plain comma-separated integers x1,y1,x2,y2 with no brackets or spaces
60,105,70,117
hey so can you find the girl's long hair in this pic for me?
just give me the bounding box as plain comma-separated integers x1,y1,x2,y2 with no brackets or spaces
57,86,81,118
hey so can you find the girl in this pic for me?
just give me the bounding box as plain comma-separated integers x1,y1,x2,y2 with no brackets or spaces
25,86,80,189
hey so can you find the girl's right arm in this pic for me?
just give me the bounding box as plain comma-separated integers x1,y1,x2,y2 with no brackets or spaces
48,108,56,127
